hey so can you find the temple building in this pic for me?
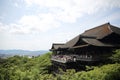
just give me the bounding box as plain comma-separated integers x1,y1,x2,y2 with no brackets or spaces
50,23,120,70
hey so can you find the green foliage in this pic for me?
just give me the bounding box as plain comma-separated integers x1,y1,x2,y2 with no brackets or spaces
110,49,120,63
0,50,120,80
55,63,120,80
0,52,52,80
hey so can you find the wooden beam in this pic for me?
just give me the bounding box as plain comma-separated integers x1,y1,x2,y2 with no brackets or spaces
71,44,89,48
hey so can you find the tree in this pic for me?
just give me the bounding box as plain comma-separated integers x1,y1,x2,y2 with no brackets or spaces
110,49,120,63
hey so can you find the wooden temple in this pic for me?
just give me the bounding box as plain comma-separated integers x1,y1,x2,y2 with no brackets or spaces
50,23,120,70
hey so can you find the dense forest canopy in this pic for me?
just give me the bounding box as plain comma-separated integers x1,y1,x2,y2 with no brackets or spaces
0,49,120,80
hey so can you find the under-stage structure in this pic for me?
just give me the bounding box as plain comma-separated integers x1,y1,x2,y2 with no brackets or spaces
50,23,120,70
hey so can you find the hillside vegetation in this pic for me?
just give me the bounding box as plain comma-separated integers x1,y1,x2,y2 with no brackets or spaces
0,50,120,80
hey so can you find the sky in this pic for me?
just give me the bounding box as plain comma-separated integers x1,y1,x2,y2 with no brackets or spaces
0,0,120,50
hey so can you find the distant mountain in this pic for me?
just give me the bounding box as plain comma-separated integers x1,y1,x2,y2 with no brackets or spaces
0,49,49,58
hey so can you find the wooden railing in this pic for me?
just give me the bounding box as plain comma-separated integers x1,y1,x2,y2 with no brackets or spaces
51,55,100,63
51,55,73,63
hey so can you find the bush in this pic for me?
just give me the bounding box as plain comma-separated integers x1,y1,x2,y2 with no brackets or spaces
110,49,120,63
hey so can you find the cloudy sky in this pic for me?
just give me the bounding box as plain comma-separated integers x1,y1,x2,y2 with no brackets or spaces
0,0,120,50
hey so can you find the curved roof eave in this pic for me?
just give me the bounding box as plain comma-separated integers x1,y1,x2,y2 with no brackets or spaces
82,38,116,47
62,35,81,48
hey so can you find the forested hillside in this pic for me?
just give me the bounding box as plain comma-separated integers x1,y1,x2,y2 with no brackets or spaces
0,50,120,80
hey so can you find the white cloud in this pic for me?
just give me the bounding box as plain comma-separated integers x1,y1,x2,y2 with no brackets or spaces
1,0,120,50
18,13,60,33
0,22,10,32
0,13,60,34
1,0,120,34
23,0,120,23
93,11,120,26
14,2,19,7
105,12,120,21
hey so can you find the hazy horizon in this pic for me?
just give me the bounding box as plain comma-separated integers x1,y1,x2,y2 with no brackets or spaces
0,49,49,51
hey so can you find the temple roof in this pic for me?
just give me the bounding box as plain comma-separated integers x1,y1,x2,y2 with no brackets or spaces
50,43,65,50
50,23,120,50
81,23,120,39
